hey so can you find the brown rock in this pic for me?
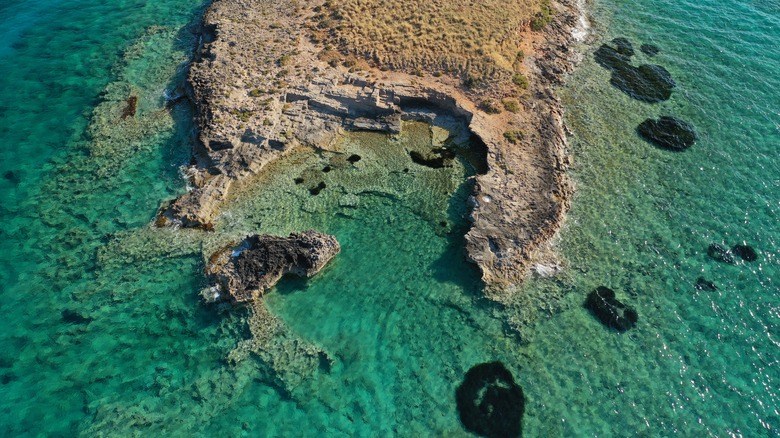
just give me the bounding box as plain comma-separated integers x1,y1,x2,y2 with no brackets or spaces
205,230,340,303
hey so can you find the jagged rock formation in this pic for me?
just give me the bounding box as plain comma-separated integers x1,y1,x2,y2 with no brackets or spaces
205,231,340,303
157,0,583,288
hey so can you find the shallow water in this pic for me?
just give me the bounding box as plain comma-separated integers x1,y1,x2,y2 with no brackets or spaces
1,0,779,435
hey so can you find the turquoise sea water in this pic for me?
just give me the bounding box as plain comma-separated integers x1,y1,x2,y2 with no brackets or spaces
1,0,778,436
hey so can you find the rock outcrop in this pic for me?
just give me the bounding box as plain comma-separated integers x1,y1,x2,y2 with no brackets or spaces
157,0,583,288
205,231,340,303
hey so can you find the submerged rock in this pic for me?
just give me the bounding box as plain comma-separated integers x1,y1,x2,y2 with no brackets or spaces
456,362,524,438
206,230,340,303
594,44,631,71
61,309,94,325
610,63,675,103
409,151,446,168
584,286,638,332
637,117,697,151
594,40,675,103
612,37,635,56
121,95,137,119
3,170,20,185
409,147,456,169
732,244,758,262
309,181,326,195
707,243,735,264
695,277,717,291
640,43,660,56
346,154,362,164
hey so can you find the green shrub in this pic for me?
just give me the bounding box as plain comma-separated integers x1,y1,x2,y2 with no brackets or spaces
278,55,292,67
504,130,525,144
462,74,480,89
512,73,528,89
502,98,521,113
531,0,553,31
479,100,502,114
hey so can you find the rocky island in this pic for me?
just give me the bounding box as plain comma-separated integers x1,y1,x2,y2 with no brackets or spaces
157,0,583,289
205,231,340,303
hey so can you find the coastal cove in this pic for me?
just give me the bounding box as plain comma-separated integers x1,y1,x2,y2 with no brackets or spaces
1,0,779,436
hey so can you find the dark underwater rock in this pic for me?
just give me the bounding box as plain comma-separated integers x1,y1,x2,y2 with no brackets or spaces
409,151,446,168
409,147,456,169
594,41,675,103
456,362,524,438
610,63,675,103
612,37,635,56
205,230,340,303
293,177,304,184
594,44,631,70
309,181,326,195
637,117,697,151
62,309,94,325
433,147,457,159
347,154,362,163
732,244,758,262
640,43,660,56
121,95,137,119
584,286,638,332
3,170,20,185
708,243,735,264
322,165,332,173
695,277,717,291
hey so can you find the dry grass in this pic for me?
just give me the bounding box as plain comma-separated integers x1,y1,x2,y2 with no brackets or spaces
311,0,545,87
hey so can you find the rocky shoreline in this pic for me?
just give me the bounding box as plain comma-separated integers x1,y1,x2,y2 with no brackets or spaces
157,0,584,289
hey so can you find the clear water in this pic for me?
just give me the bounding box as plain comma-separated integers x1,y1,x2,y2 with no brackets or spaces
1,0,779,436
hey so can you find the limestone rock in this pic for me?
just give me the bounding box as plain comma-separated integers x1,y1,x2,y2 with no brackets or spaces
206,231,340,303
155,0,582,290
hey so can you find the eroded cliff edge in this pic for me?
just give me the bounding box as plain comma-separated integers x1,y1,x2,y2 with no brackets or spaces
157,0,583,288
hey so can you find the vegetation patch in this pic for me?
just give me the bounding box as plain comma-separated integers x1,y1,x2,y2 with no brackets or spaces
312,0,545,87
503,130,525,144
502,98,521,113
